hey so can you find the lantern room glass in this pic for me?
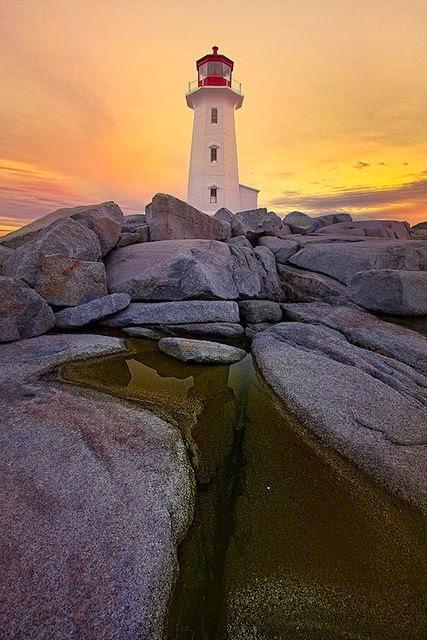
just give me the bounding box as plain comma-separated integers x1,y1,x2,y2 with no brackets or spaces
198,61,232,87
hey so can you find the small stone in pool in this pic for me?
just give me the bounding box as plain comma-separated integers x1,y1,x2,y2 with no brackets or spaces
158,337,246,364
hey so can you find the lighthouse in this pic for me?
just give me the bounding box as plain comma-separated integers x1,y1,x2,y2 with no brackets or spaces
186,46,259,215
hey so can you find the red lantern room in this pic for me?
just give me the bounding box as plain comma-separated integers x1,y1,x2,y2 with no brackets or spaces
196,46,234,88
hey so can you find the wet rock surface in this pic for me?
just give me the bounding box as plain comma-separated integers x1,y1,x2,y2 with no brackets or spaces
252,319,427,509
0,334,194,640
159,337,246,364
65,340,425,640
282,301,427,372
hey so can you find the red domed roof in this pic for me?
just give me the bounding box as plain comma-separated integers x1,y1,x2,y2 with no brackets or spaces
196,46,234,71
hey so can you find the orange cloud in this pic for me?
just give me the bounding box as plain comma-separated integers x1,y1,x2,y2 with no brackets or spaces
270,177,427,223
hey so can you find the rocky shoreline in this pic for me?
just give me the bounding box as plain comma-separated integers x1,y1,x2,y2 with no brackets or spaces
1,192,426,503
0,193,426,637
0,333,195,639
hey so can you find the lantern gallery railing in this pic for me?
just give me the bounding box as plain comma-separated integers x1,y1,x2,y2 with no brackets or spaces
187,78,242,94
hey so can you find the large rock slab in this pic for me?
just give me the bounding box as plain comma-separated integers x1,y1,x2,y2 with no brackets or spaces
231,208,282,241
278,264,349,303
306,213,353,234
0,202,123,252
106,239,282,301
281,302,427,374
257,236,300,263
159,337,246,364
252,322,427,509
348,269,427,316
55,293,131,328
102,300,240,327
3,218,102,287
283,211,313,229
252,246,283,300
35,254,108,307
316,219,411,239
0,276,55,342
214,207,234,224
0,333,194,639
71,202,123,255
146,193,230,241
289,240,427,284
123,322,244,339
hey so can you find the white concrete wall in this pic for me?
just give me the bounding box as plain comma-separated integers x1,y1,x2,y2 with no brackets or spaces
187,87,243,215
239,184,259,211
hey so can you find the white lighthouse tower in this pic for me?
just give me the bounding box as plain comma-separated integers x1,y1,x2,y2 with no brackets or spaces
186,46,259,215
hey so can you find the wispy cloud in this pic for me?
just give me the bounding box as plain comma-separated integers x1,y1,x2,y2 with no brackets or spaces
354,161,370,169
0,160,89,224
269,177,427,221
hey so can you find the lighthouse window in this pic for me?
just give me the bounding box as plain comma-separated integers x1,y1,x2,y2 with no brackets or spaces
211,108,218,124
210,147,218,163
210,187,218,204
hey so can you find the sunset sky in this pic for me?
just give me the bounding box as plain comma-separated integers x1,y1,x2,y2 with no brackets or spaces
1,0,426,235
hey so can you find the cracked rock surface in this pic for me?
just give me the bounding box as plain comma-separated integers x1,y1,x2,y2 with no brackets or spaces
0,333,194,640
252,310,427,510
105,239,282,301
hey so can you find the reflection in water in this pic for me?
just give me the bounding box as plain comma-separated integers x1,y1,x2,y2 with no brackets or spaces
63,338,427,640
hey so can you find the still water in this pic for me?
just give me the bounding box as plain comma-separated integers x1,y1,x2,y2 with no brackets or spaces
63,338,426,640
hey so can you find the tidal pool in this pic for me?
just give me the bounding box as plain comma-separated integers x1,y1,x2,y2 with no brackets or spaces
63,338,426,640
